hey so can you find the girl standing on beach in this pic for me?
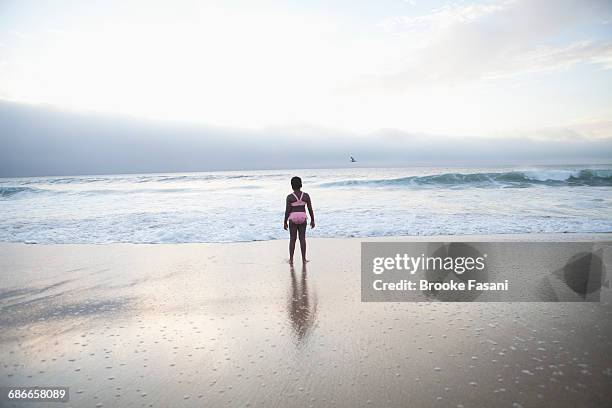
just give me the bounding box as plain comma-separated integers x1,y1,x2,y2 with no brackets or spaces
284,176,315,265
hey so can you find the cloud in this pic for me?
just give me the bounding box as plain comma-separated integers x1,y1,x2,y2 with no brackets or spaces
382,1,509,32
520,118,612,140
1,101,610,177
485,40,612,78
372,0,612,89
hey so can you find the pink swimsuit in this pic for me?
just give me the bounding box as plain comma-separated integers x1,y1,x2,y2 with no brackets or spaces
288,192,308,224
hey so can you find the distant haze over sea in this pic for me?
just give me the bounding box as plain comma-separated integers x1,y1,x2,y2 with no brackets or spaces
1,101,611,178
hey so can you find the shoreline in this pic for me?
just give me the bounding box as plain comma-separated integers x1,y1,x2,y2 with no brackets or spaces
2,231,612,248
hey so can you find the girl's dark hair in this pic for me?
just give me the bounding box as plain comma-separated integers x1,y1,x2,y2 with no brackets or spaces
291,176,302,190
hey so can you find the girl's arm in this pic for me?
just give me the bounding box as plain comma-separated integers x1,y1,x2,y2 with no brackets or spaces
305,194,315,228
283,196,291,229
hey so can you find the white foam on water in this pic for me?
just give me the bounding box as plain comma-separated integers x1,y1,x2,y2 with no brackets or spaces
1,166,611,243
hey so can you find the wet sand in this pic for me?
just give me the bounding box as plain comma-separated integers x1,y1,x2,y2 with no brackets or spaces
1,234,612,407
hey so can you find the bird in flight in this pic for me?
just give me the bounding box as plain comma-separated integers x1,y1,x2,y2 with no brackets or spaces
350,156,356,163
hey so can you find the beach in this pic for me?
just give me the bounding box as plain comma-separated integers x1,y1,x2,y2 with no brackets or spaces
2,0,612,406
2,233,612,408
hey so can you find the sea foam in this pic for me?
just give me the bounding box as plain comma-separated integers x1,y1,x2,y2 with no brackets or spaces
1,166,611,243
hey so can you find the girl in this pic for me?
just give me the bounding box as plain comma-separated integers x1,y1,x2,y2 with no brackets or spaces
283,176,315,264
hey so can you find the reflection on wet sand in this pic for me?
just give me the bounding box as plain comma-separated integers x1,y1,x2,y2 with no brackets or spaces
2,238,611,408
287,264,318,345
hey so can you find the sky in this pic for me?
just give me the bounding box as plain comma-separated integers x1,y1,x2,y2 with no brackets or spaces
0,0,611,175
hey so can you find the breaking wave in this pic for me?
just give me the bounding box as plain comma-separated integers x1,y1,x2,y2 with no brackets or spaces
320,169,612,188
0,186,42,197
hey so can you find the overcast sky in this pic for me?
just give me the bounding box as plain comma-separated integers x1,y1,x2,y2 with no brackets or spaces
0,0,611,176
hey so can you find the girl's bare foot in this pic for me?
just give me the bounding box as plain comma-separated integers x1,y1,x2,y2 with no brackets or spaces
302,258,309,263
288,258,294,265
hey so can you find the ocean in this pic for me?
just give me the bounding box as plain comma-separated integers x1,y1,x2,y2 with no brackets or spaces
1,165,611,244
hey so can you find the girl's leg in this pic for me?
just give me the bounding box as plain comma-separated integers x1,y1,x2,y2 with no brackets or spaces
297,223,307,262
289,222,298,264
